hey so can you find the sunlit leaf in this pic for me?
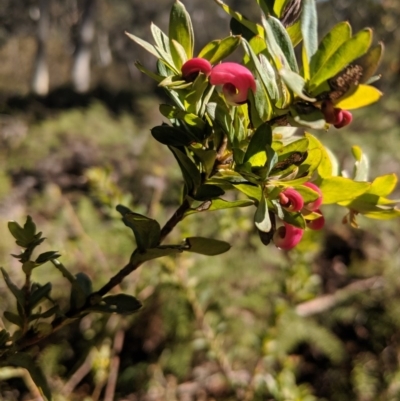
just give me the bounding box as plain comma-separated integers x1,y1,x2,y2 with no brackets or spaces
214,0,264,36
301,0,318,75
266,15,298,72
255,195,272,232
280,68,315,101
305,133,334,178
198,36,241,64
309,22,351,76
309,29,372,91
351,145,369,181
334,84,382,110
169,0,194,63
319,176,370,204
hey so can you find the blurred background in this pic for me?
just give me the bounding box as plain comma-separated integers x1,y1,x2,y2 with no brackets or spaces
1,0,400,400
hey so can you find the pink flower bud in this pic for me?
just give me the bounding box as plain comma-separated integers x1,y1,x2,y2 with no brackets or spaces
321,101,352,129
303,182,323,211
273,222,304,250
306,209,325,230
279,188,304,212
334,109,353,128
209,62,256,105
181,58,212,81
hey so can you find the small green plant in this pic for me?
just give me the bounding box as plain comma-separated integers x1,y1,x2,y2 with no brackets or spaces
1,0,399,398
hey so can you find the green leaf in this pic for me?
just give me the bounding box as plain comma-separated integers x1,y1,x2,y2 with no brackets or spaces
135,246,183,262
151,23,171,54
301,0,318,69
169,146,202,195
244,123,272,166
8,217,36,247
351,146,369,181
160,105,206,131
169,0,194,63
151,124,197,147
184,237,231,255
292,185,320,204
8,353,52,400
230,17,256,42
334,84,382,110
88,294,142,315
310,22,352,76
255,0,274,16
214,0,263,36
319,177,370,204
198,36,241,64
288,104,326,129
242,37,278,102
0,329,11,347
134,61,164,83
277,137,309,159
70,272,93,310
279,68,315,101
29,283,52,310
282,209,306,229
254,195,271,232
125,32,178,73
184,198,254,216
171,39,188,68
309,29,372,90
305,133,334,178
116,205,161,251
266,15,298,72
206,100,233,142
247,82,271,127
150,23,176,68
185,73,211,115
35,251,60,265
1,268,25,310
367,174,397,197
194,184,225,201
234,184,262,201
4,311,23,327
261,14,291,70
50,259,76,284
357,42,384,84
191,148,217,178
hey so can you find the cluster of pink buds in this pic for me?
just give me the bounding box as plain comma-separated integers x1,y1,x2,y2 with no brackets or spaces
181,58,256,105
273,182,325,250
321,100,352,129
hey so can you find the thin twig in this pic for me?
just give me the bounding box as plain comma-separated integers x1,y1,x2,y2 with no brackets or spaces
104,329,125,401
14,199,192,353
295,276,384,317
61,350,94,397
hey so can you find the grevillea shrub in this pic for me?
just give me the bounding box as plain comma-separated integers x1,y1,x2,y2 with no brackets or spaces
1,0,399,397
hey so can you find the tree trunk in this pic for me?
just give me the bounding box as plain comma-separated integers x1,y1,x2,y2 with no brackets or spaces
71,0,96,93
31,0,50,96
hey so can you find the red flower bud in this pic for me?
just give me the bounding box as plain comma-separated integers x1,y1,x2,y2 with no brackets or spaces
209,62,256,105
306,210,325,230
181,58,212,81
279,188,304,212
273,222,304,250
334,109,353,128
303,182,323,211
321,100,352,129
